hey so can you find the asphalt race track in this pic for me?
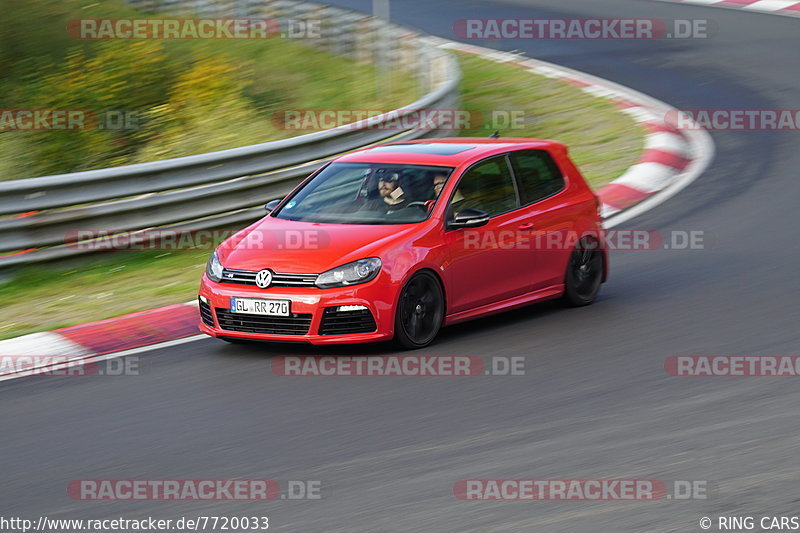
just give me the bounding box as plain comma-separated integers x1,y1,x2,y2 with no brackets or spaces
3,1,799,531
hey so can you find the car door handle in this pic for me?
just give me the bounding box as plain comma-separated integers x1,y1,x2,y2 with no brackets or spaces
518,222,535,230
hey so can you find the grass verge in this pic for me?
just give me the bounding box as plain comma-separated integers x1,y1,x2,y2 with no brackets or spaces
0,54,645,340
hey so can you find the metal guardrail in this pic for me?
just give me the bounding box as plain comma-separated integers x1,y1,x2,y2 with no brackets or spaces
0,0,461,267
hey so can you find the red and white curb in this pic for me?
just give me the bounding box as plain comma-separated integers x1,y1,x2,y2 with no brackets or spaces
0,302,201,380
655,0,800,18
433,39,714,221
0,43,714,379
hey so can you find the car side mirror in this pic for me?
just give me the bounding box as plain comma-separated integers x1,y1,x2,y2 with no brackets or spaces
265,199,282,213
448,208,490,229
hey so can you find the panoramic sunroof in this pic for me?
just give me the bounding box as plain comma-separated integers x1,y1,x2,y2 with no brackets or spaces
366,143,477,155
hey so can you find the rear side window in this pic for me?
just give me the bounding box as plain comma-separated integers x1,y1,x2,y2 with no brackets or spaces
509,150,565,205
450,156,518,217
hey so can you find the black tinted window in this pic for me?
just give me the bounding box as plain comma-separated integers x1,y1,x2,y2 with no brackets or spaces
450,156,518,217
509,150,565,205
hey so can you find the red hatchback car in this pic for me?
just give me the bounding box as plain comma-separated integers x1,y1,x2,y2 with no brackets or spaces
198,138,607,348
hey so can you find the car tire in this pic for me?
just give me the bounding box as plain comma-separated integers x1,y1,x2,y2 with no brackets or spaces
394,271,445,350
562,237,604,307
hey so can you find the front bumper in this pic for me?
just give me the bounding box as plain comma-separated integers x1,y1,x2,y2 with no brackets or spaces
197,274,397,345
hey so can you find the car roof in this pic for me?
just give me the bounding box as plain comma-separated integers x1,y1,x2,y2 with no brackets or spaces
334,137,566,167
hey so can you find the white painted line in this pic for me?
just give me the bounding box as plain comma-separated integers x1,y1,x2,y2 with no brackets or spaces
77,334,208,361
0,335,207,383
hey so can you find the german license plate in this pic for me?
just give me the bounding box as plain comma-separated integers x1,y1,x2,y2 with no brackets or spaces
230,297,290,316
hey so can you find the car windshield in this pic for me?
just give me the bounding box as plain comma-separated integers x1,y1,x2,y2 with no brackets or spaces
274,162,455,224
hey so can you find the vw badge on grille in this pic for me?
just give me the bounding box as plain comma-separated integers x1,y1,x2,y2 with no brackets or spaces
255,269,273,289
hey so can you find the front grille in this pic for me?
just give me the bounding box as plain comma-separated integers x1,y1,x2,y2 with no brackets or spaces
215,308,312,336
319,307,377,335
199,298,215,327
220,268,318,288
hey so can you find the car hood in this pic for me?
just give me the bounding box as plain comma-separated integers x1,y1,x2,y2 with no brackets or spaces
217,216,421,273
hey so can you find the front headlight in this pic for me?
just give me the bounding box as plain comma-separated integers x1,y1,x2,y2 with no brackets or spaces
205,250,224,282
315,258,382,289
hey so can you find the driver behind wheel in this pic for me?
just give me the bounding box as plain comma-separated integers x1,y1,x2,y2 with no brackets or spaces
363,171,408,214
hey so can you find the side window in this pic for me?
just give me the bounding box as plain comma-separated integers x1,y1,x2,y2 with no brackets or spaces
509,150,565,205
450,156,518,217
